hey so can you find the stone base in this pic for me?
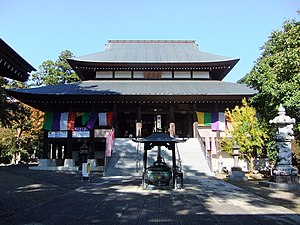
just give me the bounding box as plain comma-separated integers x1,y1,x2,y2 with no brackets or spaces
270,175,300,184
64,159,74,167
30,159,79,171
228,167,248,181
273,165,298,176
259,175,300,191
29,159,104,172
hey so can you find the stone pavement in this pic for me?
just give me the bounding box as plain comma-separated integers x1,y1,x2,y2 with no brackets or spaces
1,165,300,225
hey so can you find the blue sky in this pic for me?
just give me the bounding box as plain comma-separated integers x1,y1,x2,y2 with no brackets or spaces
1,0,299,82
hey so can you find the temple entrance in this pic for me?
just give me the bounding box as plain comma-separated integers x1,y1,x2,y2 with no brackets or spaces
47,142,67,166
174,113,193,137
117,112,136,137
142,113,167,137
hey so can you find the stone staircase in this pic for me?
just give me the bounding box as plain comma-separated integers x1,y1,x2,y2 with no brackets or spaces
105,138,212,177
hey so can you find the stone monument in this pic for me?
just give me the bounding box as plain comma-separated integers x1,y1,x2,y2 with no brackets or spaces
268,104,299,190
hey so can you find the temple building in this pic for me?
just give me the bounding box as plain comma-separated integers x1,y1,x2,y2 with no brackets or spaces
0,38,36,82
6,40,256,171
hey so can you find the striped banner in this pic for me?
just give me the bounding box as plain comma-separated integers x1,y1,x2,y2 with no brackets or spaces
196,112,204,125
86,112,98,129
218,112,226,131
196,112,212,126
99,112,113,126
82,112,92,125
43,112,54,130
67,112,76,130
197,111,226,131
204,112,212,125
106,129,114,157
60,112,69,130
43,111,113,130
52,112,61,130
211,112,219,131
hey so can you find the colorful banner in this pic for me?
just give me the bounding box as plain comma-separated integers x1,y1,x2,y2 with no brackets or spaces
86,112,98,129
204,112,212,125
52,112,61,130
197,112,212,126
99,112,113,126
60,112,69,130
197,111,226,131
82,112,92,125
218,112,226,131
106,129,114,157
211,112,219,131
67,112,76,130
43,112,54,130
196,112,204,125
42,111,113,131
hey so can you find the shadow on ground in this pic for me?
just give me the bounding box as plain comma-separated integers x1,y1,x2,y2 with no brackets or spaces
0,165,300,225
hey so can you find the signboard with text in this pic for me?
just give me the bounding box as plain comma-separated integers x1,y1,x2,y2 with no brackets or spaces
48,131,68,138
94,129,111,138
72,130,90,138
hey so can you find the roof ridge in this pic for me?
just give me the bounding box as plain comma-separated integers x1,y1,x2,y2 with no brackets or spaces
107,40,196,44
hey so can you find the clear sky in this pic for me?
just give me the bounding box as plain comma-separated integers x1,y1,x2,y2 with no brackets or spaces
1,0,299,82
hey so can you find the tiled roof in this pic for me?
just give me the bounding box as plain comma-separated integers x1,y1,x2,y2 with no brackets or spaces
0,38,36,82
73,40,237,63
8,80,256,96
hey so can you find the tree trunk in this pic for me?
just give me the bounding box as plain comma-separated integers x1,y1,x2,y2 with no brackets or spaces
249,156,254,175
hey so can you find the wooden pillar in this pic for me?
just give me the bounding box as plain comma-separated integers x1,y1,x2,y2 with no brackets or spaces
192,103,197,122
169,104,175,123
42,131,49,159
51,144,57,159
57,145,62,159
66,130,73,159
137,104,142,122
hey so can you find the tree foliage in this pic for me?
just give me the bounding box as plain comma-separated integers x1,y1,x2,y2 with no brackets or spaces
31,50,80,86
239,18,300,131
0,78,44,163
239,17,300,169
219,99,268,173
0,78,29,128
0,50,79,163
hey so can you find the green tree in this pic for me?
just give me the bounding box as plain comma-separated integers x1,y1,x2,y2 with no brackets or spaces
0,78,44,163
239,17,300,169
31,50,80,86
239,18,300,131
0,78,29,128
219,99,268,174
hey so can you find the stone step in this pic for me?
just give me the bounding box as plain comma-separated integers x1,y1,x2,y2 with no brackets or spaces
105,138,212,176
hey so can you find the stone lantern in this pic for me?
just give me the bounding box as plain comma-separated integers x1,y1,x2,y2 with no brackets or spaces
232,141,241,168
269,104,299,189
229,141,247,181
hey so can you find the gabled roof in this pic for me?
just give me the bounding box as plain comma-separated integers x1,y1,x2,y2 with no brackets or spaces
6,80,256,96
68,40,239,81
73,40,237,63
0,38,36,82
6,80,257,111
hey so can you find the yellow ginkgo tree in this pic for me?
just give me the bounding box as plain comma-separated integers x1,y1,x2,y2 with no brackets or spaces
219,98,268,174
